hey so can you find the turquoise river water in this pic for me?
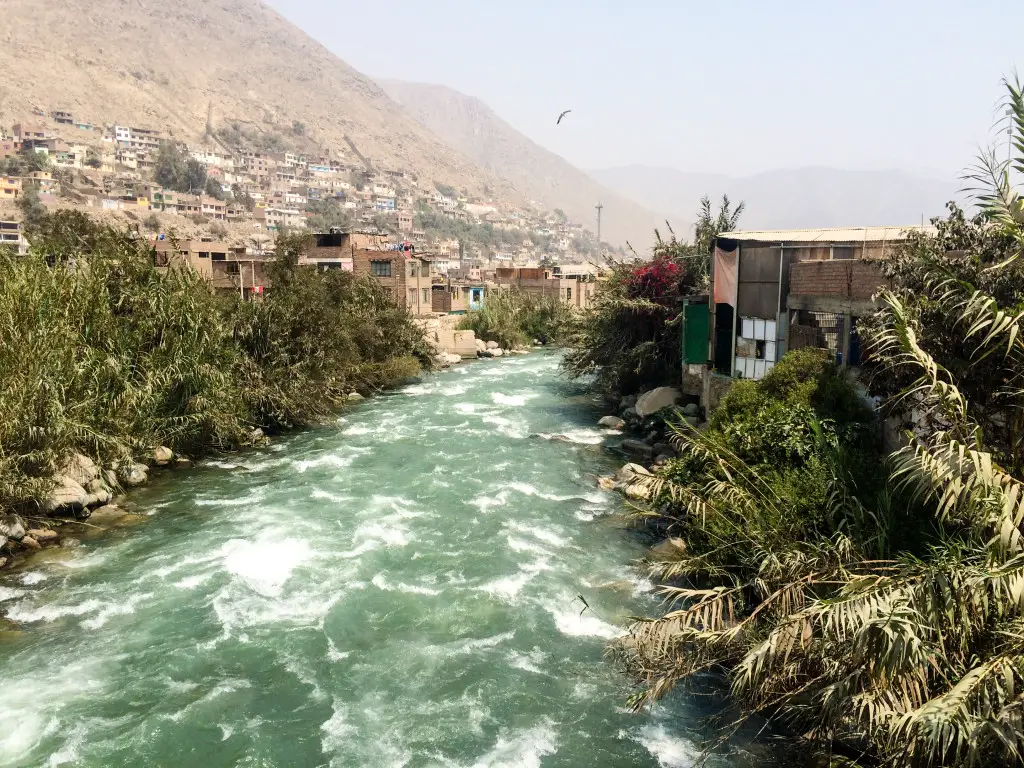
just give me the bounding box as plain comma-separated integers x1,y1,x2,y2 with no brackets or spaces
0,352,766,767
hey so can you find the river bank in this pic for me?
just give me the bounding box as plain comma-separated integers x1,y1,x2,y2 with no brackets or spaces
0,352,768,767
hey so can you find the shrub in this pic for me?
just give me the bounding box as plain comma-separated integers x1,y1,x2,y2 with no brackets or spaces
457,289,569,349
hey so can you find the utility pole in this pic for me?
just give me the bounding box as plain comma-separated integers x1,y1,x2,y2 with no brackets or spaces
595,203,603,262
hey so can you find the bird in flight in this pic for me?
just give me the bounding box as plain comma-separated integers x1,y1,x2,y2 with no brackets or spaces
557,110,572,125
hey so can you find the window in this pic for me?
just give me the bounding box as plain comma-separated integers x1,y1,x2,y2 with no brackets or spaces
566,287,572,301
408,288,416,305
198,252,209,259
371,260,392,277
226,262,240,275
422,288,430,304
409,263,417,278
421,265,430,277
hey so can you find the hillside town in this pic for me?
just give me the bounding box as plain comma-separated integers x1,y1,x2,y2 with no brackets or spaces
0,109,611,315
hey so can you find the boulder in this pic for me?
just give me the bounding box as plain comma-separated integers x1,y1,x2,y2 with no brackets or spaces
446,353,462,365
654,453,675,466
475,338,488,353
682,403,700,418
486,340,499,350
20,536,41,551
684,416,700,428
478,349,493,358
89,505,127,524
619,395,638,411
42,476,90,515
60,453,100,488
347,392,365,402
645,430,660,445
635,387,682,418
651,442,674,456
26,528,58,544
152,446,174,466
86,489,113,507
616,463,653,483
86,478,105,494
0,513,27,541
104,470,119,489
621,406,639,421
490,348,504,358
598,416,626,430
0,557,7,569
597,476,620,491
624,483,652,501
437,355,452,369
122,464,149,488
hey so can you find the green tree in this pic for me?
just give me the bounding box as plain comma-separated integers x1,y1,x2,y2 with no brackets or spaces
305,198,352,232
154,142,208,193
204,177,224,200
17,182,48,233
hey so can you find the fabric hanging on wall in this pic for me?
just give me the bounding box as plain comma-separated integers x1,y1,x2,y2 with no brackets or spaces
713,246,737,307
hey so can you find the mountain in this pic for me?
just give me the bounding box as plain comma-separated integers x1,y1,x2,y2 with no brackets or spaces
377,80,664,250
589,166,961,232
0,0,521,204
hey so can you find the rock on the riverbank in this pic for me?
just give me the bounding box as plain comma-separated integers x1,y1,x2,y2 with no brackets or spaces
152,446,174,466
41,475,91,515
486,341,499,350
635,387,682,418
60,453,100,488
121,463,149,488
621,439,654,458
598,416,626,430
0,513,27,541
26,528,58,544
347,392,365,402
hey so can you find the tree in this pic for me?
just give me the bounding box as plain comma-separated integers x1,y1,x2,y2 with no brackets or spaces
305,198,352,233
204,177,224,200
18,182,48,233
231,184,255,212
154,142,207,193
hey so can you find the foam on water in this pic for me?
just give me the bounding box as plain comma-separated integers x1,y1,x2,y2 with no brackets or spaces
467,721,559,768
222,535,312,597
632,724,699,767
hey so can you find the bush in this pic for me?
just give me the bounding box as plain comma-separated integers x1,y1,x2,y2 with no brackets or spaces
0,214,431,509
457,289,569,349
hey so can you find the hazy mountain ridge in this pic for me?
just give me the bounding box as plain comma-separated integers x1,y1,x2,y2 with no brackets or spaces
377,79,664,249
589,165,961,231
0,0,523,204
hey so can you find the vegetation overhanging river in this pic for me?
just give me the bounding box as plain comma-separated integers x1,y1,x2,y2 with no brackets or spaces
0,353,763,767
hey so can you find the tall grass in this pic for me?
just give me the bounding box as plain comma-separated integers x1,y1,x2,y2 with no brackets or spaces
457,288,570,349
0,213,431,509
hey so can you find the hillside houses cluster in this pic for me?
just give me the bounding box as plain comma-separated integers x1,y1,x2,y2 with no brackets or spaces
0,109,603,270
0,109,610,315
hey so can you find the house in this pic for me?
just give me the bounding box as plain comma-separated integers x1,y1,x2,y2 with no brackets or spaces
397,210,413,232
51,110,74,125
0,176,21,200
113,126,162,152
493,267,562,301
431,280,485,314
352,245,433,315
0,219,27,254
257,206,305,231
694,225,935,406
298,231,360,272
12,123,49,142
375,196,395,211
154,239,269,300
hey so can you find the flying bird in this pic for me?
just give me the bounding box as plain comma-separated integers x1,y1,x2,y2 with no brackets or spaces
557,110,572,125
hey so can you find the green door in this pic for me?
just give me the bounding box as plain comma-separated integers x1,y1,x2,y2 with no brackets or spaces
683,302,710,364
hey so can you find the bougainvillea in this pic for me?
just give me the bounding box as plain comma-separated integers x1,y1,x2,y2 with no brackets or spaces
626,256,687,305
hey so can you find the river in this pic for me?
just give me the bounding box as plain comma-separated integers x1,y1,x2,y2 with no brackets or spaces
0,353,761,767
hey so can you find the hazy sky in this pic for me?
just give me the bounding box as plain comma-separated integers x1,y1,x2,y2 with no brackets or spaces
267,0,1021,180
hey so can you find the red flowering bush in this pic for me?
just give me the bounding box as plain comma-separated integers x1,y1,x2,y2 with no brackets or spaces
626,256,686,305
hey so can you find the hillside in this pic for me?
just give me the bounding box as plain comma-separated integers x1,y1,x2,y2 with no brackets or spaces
0,0,522,205
589,165,961,231
378,80,664,250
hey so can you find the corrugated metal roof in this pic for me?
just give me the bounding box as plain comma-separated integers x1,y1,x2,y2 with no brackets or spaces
718,225,936,243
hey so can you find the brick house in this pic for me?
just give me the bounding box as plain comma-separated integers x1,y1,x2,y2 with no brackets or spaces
154,239,269,300
352,246,433,315
704,226,934,386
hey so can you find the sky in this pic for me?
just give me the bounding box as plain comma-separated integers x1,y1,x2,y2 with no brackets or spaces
266,0,1022,180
